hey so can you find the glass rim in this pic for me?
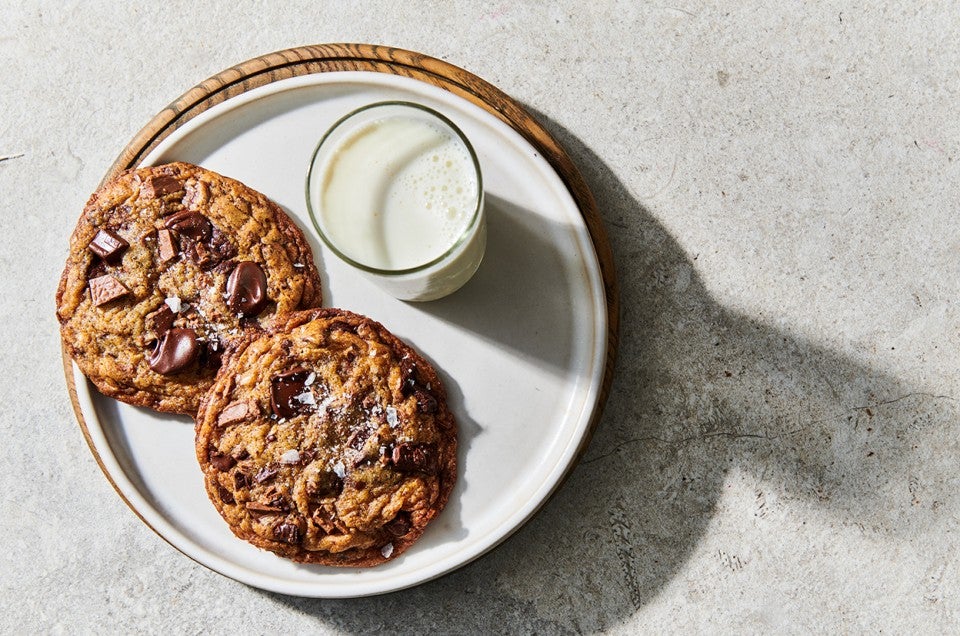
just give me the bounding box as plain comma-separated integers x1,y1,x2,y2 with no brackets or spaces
305,100,484,277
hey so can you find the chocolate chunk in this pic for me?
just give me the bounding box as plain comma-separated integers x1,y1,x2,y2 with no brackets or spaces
148,327,199,375
399,357,418,396
346,428,372,451
88,274,129,307
272,522,302,545
88,229,129,262
361,393,379,412
198,225,237,270
182,180,207,210
414,389,438,414
216,484,235,505
232,448,249,461
157,228,178,264
142,174,182,198
270,370,311,419
86,258,108,280
311,508,336,534
338,351,357,377
262,486,287,509
164,210,211,241
233,472,249,489
217,399,258,427
144,305,175,338
246,501,285,514
254,464,278,484
226,261,269,317
345,429,378,467
208,449,236,472
328,320,358,334
384,512,412,538
305,471,344,500
199,335,224,370
350,453,371,469
193,241,211,264
212,258,237,276
390,443,438,474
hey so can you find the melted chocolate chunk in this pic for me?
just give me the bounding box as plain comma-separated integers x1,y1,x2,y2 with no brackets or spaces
390,442,439,474
272,522,302,544
148,327,199,374
88,274,129,307
164,211,211,241
88,229,129,262
270,370,311,419
226,261,269,317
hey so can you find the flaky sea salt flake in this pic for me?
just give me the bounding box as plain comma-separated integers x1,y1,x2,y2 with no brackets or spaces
380,543,394,558
385,406,399,428
164,296,182,313
294,391,316,406
280,449,300,464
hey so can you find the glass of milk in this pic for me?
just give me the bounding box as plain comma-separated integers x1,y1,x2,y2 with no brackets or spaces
306,101,485,301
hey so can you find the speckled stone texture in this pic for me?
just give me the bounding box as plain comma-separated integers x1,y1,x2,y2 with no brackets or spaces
4,2,959,633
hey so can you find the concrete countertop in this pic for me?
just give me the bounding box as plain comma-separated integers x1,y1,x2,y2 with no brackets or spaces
3,2,958,633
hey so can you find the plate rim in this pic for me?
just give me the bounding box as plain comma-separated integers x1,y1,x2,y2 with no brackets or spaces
60,43,620,596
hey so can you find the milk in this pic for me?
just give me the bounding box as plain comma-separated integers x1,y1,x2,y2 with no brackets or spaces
308,102,485,301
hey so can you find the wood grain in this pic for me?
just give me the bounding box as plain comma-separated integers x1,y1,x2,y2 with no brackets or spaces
64,43,619,573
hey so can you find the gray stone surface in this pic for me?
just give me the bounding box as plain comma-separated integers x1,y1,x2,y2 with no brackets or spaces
3,1,958,632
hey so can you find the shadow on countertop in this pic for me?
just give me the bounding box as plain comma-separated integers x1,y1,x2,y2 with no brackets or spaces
260,109,957,633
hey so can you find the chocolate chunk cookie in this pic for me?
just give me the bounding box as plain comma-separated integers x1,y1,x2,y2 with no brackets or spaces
195,309,457,566
56,162,323,414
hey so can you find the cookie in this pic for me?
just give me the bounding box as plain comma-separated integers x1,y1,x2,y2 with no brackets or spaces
195,309,457,566
56,162,323,415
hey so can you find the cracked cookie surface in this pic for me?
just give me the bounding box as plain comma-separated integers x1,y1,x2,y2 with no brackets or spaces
57,162,323,415
195,308,457,567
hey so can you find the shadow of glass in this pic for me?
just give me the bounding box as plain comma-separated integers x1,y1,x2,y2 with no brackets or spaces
259,109,957,632
414,194,575,375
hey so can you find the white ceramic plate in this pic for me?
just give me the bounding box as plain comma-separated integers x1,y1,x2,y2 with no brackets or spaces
73,71,607,597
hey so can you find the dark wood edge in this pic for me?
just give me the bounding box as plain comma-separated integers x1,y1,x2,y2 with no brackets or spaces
68,43,620,591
